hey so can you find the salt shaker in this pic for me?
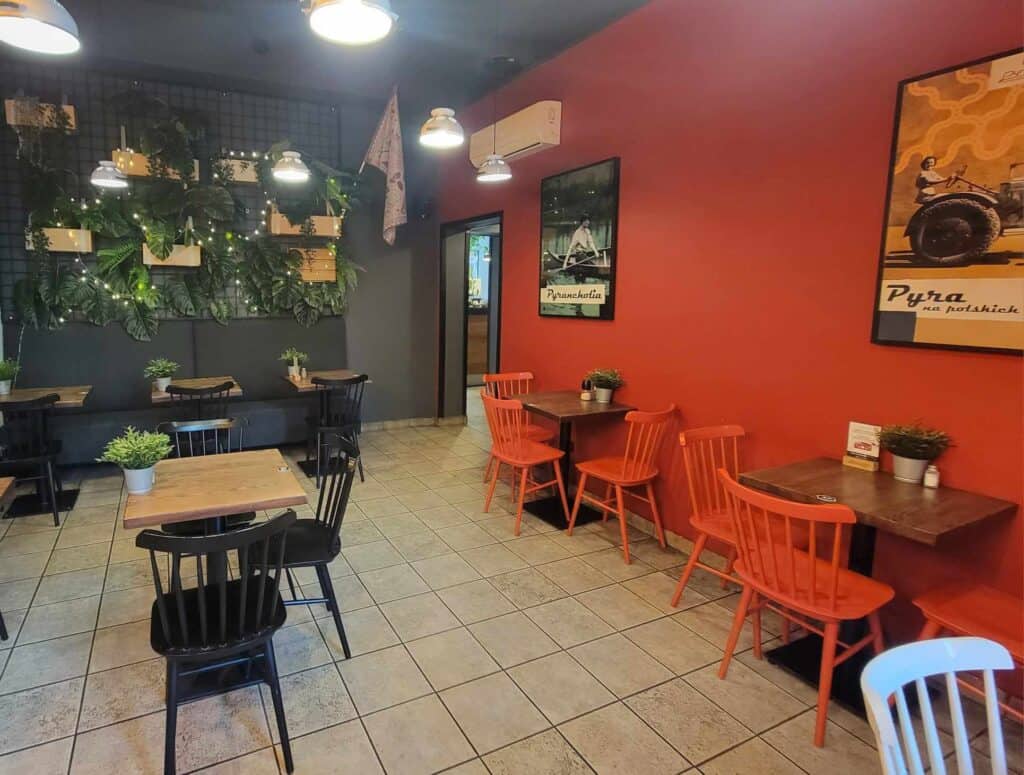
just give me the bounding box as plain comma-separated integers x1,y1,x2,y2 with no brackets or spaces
300,367,308,380
923,465,940,488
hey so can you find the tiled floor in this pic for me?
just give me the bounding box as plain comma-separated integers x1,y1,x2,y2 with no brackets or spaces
0,391,1019,774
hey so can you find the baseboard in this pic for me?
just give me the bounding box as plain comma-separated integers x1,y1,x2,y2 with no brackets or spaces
362,415,467,431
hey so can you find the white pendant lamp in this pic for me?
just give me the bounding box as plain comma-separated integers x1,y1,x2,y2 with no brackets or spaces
90,161,128,190
419,108,464,149
476,153,511,183
0,0,80,55
272,151,311,183
308,0,396,46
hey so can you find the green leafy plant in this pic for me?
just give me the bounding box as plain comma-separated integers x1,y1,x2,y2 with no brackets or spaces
0,358,19,381
586,368,625,389
143,358,179,379
878,423,952,461
279,347,308,366
97,427,173,470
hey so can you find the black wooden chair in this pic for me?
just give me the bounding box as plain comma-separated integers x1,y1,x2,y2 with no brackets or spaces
281,434,358,660
136,511,297,775
305,374,368,487
0,394,62,526
156,419,254,537
166,381,235,421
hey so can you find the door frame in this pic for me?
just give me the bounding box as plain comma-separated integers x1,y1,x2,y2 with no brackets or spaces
438,211,504,419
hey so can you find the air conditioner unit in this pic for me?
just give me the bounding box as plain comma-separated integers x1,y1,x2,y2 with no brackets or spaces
469,100,561,168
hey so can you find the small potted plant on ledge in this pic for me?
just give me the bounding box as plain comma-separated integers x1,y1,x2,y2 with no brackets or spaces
98,427,173,495
144,358,179,392
878,422,952,484
586,368,625,403
0,358,18,395
280,347,308,379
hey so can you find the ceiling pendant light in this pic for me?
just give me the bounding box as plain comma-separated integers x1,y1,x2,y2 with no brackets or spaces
272,151,310,183
0,0,80,55
90,161,128,190
476,153,511,183
308,0,396,46
419,108,464,149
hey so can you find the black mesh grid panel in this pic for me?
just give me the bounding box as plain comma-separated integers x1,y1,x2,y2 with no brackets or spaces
0,59,344,322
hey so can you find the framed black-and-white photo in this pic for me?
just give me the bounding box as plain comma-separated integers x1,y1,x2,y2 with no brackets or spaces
539,158,619,320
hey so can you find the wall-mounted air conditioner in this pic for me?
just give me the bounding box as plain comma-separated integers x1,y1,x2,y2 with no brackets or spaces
468,100,561,168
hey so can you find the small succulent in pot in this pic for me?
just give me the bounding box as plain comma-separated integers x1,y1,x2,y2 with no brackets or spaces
585,368,624,403
0,358,18,395
144,358,179,392
98,426,173,495
878,423,952,484
280,347,308,378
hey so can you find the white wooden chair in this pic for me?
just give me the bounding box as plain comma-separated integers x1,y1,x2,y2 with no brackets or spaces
860,637,1013,775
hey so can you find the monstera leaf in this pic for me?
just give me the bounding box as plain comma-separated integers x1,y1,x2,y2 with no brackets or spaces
208,299,230,325
123,301,158,341
185,186,235,223
144,220,176,259
293,298,321,328
164,279,197,317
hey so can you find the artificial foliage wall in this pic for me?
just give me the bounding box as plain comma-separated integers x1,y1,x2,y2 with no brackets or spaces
0,60,363,341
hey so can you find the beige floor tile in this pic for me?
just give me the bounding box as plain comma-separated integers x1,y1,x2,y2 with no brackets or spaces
435,523,496,551
579,547,654,581
488,567,566,608
373,513,429,539
364,693,475,775
96,585,156,629
0,609,26,649
0,551,48,583
272,621,332,675
406,627,499,691
341,520,384,546
0,737,73,774
413,505,470,530
526,597,615,649
437,579,516,624
380,591,461,641
626,677,752,763
319,605,400,659
627,539,688,570
570,633,673,698
0,632,92,694
545,530,614,556
470,611,560,668
397,491,448,511
412,553,481,589
45,543,109,576
383,477,429,496
460,543,529,577
342,540,406,573
484,728,592,775
0,677,83,755
761,710,882,774
536,556,615,595
390,529,453,562
701,737,805,775
54,523,114,550
0,578,37,611
444,758,490,774
78,658,165,731
274,718,383,774
504,535,572,565
624,570,708,613
477,515,539,542
359,564,430,603
103,557,159,592
0,531,58,557
622,617,722,675
198,748,280,774
441,672,550,754
89,619,154,672
337,644,432,714
261,663,357,742
509,651,616,724
32,567,106,606
576,583,663,630
685,661,807,732
674,601,753,653
735,646,821,705
17,595,100,645
560,702,688,775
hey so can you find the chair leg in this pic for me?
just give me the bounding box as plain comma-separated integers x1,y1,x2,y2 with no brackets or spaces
645,482,666,548
317,564,351,660
264,640,294,773
867,611,885,655
513,467,528,536
164,661,179,775
484,461,501,513
315,430,323,489
615,486,630,564
917,618,943,641
483,454,495,483
718,583,753,679
553,463,571,523
781,614,791,644
45,461,60,527
567,473,587,536
750,592,763,660
814,621,840,747
602,483,612,522
670,532,707,607
0,609,7,641
720,545,737,589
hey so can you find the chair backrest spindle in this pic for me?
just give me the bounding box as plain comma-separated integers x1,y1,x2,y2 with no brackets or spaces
679,425,745,520
620,406,675,480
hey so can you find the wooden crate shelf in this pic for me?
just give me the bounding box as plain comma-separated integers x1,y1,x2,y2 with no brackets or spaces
293,248,336,283
269,207,342,238
113,149,199,181
143,244,201,267
26,227,92,253
5,99,76,131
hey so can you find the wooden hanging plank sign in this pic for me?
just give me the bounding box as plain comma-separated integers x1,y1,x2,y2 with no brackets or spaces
4,99,76,131
112,149,199,181
217,158,259,184
143,244,201,267
292,248,336,283
269,207,342,238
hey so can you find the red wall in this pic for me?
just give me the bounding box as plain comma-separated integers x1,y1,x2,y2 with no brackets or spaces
438,0,1023,635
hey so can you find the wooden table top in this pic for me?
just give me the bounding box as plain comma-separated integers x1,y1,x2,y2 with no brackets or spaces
283,369,366,392
0,385,92,408
0,477,16,514
122,449,307,529
518,390,636,423
739,457,1018,547
151,376,243,404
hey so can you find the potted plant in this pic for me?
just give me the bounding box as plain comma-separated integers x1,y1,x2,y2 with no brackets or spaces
878,423,952,484
144,358,179,392
586,368,625,403
98,427,173,495
0,358,18,395
280,347,308,379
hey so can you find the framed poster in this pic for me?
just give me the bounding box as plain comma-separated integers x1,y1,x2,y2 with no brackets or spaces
872,49,1024,355
539,157,619,319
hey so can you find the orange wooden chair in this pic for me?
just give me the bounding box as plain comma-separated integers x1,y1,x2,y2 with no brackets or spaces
567,405,675,563
670,425,745,606
914,583,1024,722
481,393,570,536
716,468,894,747
482,372,554,482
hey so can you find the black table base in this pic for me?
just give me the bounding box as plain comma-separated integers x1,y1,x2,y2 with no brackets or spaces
5,488,79,518
524,495,603,529
296,459,319,479
765,634,870,714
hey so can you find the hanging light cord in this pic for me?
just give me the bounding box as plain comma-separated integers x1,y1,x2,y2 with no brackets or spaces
491,0,500,154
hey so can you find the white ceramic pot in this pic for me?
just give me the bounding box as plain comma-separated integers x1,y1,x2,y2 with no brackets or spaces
0,380,10,396
288,365,300,378
123,466,156,495
594,387,614,403
154,377,172,392
892,454,929,484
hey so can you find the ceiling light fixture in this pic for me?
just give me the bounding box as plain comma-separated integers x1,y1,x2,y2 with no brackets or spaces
477,0,511,184
90,160,128,190
272,151,310,183
0,0,80,55
308,0,396,46
419,108,464,149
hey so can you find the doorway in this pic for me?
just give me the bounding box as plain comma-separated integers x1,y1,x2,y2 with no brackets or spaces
439,213,502,419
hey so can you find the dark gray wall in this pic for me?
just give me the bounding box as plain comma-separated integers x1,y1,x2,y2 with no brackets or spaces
441,231,466,418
